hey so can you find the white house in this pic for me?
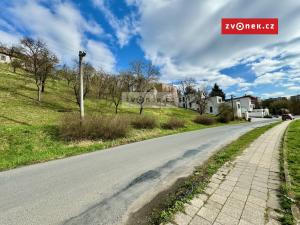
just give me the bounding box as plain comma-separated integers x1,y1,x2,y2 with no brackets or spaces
0,53,11,63
248,109,270,118
178,95,242,117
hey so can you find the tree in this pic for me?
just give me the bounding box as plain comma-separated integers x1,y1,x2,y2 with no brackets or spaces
209,83,225,100
10,58,23,73
195,86,209,114
178,78,196,109
57,64,75,86
107,75,127,114
130,61,159,114
269,100,290,115
20,37,58,101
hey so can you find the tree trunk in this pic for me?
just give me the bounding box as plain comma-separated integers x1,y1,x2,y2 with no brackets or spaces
139,105,144,114
37,85,42,102
115,103,119,114
41,81,45,93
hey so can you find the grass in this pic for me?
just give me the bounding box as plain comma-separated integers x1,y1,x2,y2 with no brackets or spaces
279,119,300,225
0,63,243,171
132,122,280,225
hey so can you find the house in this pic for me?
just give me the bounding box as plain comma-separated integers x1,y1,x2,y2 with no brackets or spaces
227,95,259,114
248,109,270,118
178,94,242,117
0,53,11,63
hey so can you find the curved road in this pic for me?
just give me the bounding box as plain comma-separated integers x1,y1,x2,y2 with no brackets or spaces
0,118,279,225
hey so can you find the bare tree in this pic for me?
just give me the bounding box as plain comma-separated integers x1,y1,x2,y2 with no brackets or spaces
130,60,159,114
20,37,58,101
178,78,196,109
195,86,209,114
120,70,136,92
107,74,127,114
92,68,110,99
57,64,75,86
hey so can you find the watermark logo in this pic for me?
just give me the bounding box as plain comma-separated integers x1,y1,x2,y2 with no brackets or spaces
121,92,179,109
221,18,278,35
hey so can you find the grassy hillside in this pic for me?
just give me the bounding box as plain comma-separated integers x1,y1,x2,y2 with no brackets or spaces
0,64,238,171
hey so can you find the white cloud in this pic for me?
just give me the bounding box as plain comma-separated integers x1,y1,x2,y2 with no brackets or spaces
93,0,138,47
86,40,116,72
127,0,300,94
0,0,115,71
288,86,300,91
262,92,286,99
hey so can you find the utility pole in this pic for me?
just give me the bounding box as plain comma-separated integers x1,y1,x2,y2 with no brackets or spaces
231,94,235,120
79,51,86,120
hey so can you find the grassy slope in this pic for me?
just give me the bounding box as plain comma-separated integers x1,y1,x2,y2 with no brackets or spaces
0,64,239,171
285,120,300,207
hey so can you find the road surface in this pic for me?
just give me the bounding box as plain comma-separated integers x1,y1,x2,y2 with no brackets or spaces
0,118,279,225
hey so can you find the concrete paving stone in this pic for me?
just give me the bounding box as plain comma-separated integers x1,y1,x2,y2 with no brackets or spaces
214,189,231,197
212,222,222,225
184,203,199,217
268,179,280,185
269,172,280,177
197,206,220,223
267,196,281,210
206,199,223,210
209,194,227,205
189,215,212,225
216,212,239,225
230,192,248,202
174,212,192,225
238,219,254,225
225,176,238,182
241,207,265,225
265,218,281,225
208,182,220,190
205,187,216,195
252,181,268,189
249,190,268,200
190,197,205,208
251,185,268,194
247,195,267,208
268,175,280,181
268,183,280,190
197,194,209,202
219,184,234,192
222,180,237,187
225,197,245,209
221,204,243,219
253,177,268,183
233,187,250,195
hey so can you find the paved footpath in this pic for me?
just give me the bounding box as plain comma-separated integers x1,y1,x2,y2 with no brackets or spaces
168,121,290,225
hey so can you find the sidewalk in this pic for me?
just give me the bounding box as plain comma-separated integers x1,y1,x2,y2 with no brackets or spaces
168,121,290,225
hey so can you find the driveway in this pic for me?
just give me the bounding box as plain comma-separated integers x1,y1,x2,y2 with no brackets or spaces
0,118,279,225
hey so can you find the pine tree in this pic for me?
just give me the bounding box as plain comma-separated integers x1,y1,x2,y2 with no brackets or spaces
209,83,225,100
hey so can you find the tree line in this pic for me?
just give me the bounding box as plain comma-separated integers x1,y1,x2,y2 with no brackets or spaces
1,37,160,114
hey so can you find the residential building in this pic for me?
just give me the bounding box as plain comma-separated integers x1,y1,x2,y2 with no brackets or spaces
291,95,300,101
0,53,11,63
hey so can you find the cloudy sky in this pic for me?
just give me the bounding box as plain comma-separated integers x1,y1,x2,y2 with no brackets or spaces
1,0,300,98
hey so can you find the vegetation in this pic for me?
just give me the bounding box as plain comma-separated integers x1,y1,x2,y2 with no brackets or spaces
162,118,185,129
131,115,158,129
193,115,216,125
218,104,233,123
142,122,280,225
59,114,130,141
262,98,300,115
284,120,300,207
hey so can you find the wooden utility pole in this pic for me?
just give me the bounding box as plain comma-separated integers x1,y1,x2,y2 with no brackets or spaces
79,51,86,120
231,94,235,120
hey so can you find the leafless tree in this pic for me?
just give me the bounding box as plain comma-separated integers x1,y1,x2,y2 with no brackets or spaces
130,60,159,114
92,68,110,99
57,64,76,86
178,78,196,109
20,37,58,101
195,86,209,114
107,74,127,114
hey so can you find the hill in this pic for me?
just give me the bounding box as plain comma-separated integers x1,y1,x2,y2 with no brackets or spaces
0,63,231,171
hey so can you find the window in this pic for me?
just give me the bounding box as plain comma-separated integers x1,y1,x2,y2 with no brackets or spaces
210,106,213,113
1,55,5,61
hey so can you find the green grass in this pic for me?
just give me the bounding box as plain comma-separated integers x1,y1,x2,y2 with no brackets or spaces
141,122,280,225
285,120,300,207
0,63,245,171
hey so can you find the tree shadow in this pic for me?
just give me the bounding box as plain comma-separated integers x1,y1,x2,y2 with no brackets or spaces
0,115,31,126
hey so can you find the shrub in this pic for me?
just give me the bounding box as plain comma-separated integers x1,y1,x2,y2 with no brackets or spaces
218,104,233,123
131,115,157,129
59,114,130,141
193,115,216,125
162,118,185,129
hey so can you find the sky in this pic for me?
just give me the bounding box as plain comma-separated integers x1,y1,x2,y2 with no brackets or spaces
1,0,300,99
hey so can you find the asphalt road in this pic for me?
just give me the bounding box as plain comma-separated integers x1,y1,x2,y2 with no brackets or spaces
0,118,279,225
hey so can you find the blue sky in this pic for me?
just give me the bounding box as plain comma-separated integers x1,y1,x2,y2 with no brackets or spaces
1,0,300,99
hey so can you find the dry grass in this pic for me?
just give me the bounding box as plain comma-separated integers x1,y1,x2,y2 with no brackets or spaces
193,115,216,125
162,118,185,129
131,115,158,129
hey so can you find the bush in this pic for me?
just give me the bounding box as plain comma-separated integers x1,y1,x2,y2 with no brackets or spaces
131,115,157,129
218,104,233,123
59,114,130,141
162,118,185,129
193,115,216,125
